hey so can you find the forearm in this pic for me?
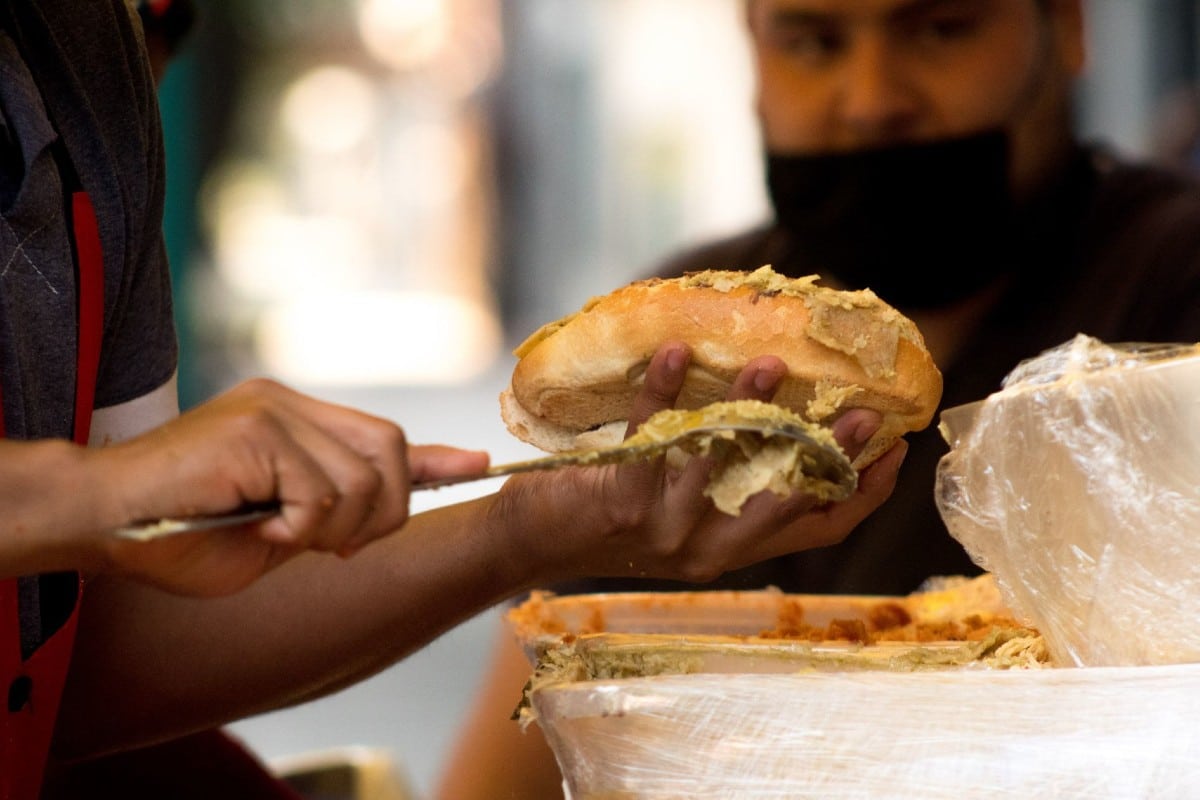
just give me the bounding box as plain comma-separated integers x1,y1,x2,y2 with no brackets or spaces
53,493,535,760
0,440,121,577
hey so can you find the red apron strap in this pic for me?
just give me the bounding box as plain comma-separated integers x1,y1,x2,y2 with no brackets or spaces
145,0,175,17
71,190,104,445
0,577,81,800
0,190,101,798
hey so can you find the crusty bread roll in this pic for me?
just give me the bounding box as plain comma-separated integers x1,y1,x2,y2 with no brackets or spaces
500,265,943,468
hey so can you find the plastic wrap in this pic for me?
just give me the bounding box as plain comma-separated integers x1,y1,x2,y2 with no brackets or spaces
936,335,1200,667
512,587,1199,800
532,664,1200,800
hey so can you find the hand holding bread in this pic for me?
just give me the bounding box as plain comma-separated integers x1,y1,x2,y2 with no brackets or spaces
493,342,908,583
488,267,940,580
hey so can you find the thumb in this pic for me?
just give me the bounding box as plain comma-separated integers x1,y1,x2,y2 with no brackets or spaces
408,444,491,483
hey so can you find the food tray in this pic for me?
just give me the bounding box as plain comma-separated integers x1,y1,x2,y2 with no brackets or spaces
508,575,1028,673
506,583,1198,799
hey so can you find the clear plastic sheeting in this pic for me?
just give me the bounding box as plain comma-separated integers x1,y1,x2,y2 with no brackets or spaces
532,663,1200,800
936,335,1200,667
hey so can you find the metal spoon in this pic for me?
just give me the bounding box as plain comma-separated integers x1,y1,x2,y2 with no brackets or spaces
112,417,855,542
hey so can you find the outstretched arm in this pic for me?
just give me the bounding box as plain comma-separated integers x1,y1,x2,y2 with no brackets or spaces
52,344,903,760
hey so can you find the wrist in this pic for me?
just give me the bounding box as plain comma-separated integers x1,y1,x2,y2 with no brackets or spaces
65,445,142,575
485,473,610,590
76,444,147,574
487,478,601,594
479,489,543,592
0,440,113,575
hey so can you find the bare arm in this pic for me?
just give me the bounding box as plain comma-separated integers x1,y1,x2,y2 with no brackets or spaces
51,344,905,760
0,377,180,577
0,377,487,597
0,438,120,578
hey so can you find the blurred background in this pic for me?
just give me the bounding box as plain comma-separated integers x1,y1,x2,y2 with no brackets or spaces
148,0,1200,795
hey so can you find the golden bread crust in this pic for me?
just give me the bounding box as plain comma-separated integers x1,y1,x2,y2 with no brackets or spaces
504,266,942,468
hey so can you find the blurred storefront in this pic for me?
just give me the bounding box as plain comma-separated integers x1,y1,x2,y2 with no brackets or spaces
160,0,764,404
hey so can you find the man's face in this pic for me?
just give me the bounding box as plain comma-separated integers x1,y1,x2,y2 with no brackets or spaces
747,0,1085,194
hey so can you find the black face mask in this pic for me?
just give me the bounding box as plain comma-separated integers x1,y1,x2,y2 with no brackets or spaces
766,130,1015,310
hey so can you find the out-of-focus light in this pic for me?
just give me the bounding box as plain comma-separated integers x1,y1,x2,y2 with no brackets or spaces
282,65,377,154
200,161,285,243
214,207,372,300
255,290,501,385
206,163,372,300
609,0,751,117
358,0,448,72
394,120,472,209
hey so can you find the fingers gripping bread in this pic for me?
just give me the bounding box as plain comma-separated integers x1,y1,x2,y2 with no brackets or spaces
501,266,943,468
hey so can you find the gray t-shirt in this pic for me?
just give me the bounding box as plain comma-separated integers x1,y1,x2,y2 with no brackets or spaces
0,29,82,439
0,1,177,441
1,1,178,655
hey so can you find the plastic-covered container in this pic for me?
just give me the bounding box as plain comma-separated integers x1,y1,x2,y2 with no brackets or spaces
508,585,1200,800
530,664,1200,800
937,335,1200,667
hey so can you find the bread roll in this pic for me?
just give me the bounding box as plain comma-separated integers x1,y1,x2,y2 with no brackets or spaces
501,265,943,468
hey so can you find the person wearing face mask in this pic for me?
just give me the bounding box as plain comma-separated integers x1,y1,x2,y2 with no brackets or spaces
438,2,1200,797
